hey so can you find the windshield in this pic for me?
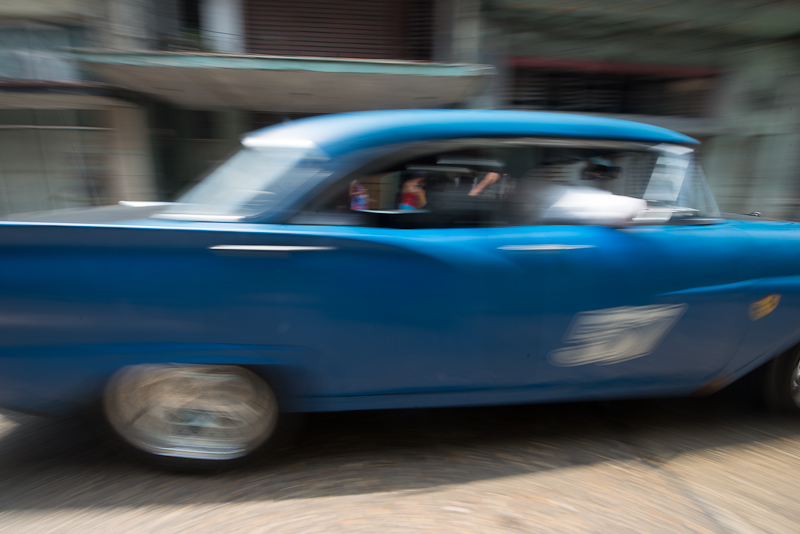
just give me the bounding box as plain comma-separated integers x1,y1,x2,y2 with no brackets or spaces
159,144,329,221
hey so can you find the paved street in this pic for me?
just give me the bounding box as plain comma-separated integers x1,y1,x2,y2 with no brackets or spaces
2,390,800,533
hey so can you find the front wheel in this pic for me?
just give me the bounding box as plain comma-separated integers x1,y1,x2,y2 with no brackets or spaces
104,364,279,469
762,348,800,413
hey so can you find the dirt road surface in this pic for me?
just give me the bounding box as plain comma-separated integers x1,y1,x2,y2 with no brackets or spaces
1,391,799,533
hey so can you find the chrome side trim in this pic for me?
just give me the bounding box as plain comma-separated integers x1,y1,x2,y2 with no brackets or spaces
498,244,595,251
209,245,337,252
118,201,174,208
157,213,245,222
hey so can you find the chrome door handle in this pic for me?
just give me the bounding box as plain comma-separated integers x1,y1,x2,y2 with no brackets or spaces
209,245,337,252
498,244,594,251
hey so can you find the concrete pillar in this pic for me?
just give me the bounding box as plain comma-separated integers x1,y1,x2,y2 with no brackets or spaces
106,106,158,202
704,43,800,219
703,135,752,215
201,0,245,54
439,0,495,108
746,133,800,219
105,0,152,50
451,0,482,65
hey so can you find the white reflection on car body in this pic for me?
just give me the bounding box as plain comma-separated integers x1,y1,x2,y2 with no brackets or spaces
549,304,688,366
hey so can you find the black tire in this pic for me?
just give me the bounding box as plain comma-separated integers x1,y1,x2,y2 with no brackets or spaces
762,348,800,413
103,364,281,471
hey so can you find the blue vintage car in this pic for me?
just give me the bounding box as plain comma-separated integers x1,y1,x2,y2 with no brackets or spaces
1,109,799,469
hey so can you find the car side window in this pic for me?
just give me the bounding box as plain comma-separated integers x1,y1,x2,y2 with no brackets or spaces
291,139,718,228
296,146,514,228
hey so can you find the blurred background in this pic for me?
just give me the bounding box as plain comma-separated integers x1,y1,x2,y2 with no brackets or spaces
0,0,797,219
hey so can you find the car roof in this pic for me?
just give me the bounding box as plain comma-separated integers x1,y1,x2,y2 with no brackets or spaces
243,109,699,157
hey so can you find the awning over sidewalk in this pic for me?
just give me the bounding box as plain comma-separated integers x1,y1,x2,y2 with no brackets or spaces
76,52,495,113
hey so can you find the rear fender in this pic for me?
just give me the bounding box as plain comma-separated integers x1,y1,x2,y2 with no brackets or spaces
0,344,330,416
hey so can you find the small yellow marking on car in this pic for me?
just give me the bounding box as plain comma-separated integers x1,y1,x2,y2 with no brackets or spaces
749,294,781,321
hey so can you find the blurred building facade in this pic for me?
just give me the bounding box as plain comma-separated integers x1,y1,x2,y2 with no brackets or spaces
0,0,158,215
1,0,799,218
480,0,800,219
0,0,492,213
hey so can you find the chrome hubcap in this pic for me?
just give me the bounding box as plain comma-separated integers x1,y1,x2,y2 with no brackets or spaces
105,365,278,460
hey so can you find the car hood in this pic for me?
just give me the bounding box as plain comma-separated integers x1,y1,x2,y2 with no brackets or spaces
0,203,172,226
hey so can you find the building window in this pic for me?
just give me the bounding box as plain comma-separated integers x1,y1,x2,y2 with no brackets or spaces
0,109,111,215
244,0,434,60
508,65,718,118
0,25,82,81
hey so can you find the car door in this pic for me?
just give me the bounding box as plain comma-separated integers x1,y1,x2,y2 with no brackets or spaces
203,223,497,401
479,220,758,398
